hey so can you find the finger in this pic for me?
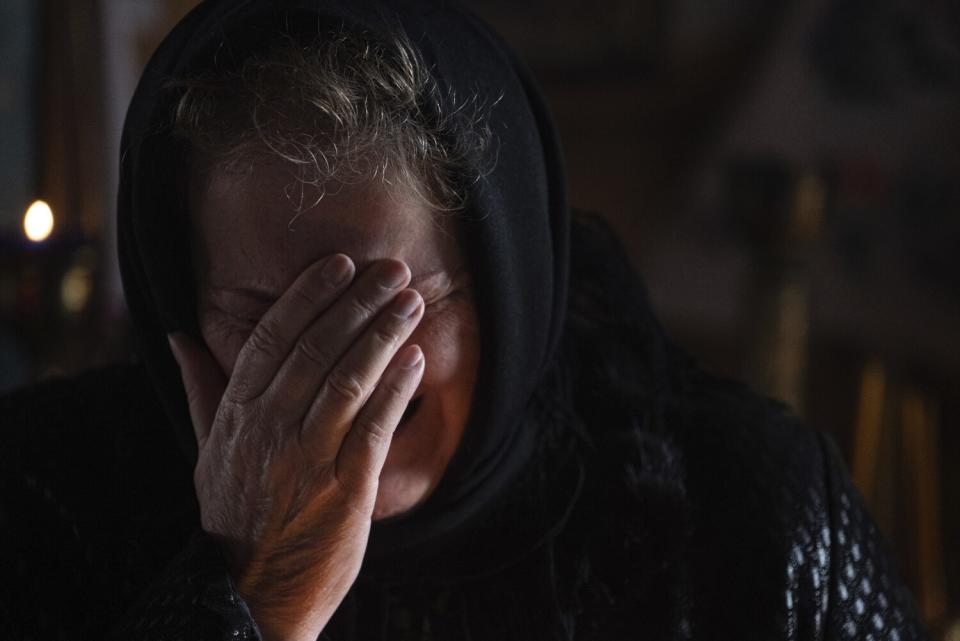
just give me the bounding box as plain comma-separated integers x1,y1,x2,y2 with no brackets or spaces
259,259,412,423
168,332,227,450
335,345,425,493
227,254,355,402
300,288,424,459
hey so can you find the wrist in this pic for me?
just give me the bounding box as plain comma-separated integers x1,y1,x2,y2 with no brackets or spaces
238,571,333,641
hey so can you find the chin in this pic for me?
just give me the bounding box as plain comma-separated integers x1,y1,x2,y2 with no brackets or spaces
371,476,431,521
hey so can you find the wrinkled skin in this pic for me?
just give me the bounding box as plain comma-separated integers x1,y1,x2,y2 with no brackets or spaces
168,160,480,640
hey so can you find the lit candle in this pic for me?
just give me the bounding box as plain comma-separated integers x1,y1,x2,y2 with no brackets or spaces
23,200,54,242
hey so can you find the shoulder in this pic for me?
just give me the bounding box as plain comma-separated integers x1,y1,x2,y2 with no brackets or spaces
0,362,196,635
561,212,926,639
666,370,832,636
669,369,829,537
669,371,927,639
0,357,194,521
565,210,830,543
2,361,160,442
0,361,189,499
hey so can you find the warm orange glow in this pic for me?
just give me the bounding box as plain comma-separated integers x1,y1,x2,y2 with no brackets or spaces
23,200,54,242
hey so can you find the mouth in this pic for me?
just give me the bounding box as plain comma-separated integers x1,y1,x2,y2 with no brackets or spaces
398,395,424,428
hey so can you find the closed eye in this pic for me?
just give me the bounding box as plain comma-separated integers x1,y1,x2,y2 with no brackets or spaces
417,270,472,304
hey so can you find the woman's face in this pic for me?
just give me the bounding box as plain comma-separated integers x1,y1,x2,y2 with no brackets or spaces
190,159,479,520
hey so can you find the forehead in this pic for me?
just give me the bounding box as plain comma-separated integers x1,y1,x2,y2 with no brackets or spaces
190,159,462,293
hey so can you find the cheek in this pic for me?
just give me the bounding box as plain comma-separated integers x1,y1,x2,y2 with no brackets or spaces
414,300,480,390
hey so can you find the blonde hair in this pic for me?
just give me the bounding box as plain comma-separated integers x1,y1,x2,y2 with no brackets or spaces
169,26,495,213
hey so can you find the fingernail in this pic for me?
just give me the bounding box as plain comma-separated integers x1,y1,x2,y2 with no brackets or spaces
322,254,353,284
393,290,422,318
378,261,409,289
399,346,423,369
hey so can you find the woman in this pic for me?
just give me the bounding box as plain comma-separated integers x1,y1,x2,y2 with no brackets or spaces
0,1,928,639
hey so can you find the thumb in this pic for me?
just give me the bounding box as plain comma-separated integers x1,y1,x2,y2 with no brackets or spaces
168,332,226,450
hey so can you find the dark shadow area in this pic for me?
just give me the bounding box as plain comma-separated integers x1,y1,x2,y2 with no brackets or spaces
0,0,956,635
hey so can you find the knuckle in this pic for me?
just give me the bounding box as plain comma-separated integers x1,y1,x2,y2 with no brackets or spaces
385,378,410,398
246,319,284,360
356,417,392,445
325,369,366,403
372,323,402,347
289,283,322,310
225,378,258,404
250,401,278,443
349,293,380,319
295,335,334,367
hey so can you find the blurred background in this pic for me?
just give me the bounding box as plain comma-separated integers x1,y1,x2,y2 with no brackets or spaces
0,0,957,636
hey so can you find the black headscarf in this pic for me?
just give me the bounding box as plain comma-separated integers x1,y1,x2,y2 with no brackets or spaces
118,0,569,562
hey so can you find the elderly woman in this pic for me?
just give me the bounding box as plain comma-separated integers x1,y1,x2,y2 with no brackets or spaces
0,1,928,640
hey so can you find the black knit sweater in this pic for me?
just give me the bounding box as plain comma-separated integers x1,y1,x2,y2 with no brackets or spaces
0,215,928,640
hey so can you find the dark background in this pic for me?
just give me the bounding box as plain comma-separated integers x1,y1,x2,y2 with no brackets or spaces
0,1,957,636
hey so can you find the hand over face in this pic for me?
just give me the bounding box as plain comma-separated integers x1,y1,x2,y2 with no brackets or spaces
191,162,479,522
170,255,426,640
171,164,480,640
